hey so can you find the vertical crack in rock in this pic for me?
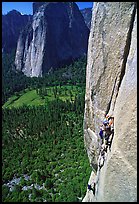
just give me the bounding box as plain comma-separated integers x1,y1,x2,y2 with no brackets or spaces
106,76,117,115
115,3,136,101
105,3,136,116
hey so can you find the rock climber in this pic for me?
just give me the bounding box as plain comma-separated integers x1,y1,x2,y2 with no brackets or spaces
103,126,110,152
104,115,114,151
97,115,115,174
99,125,104,144
88,183,96,195
107,116,114,151
103,118,109,127
108,116,114,132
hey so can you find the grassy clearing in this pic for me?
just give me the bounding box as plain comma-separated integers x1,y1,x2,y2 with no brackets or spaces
3,85,84,109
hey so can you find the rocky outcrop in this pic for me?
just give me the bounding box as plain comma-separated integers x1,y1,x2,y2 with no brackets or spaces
15,2,89,77
33,2,46,14
83,2,137,202
81,8,92,29
33,3,92,29
2,10,32,53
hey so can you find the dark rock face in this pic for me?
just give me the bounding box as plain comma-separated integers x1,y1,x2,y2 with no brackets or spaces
81,8,92,29
15,2,89,77
33,2,46,14
2,10,32,53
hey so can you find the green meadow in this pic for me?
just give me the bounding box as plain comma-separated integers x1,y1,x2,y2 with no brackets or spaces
3,85,83,109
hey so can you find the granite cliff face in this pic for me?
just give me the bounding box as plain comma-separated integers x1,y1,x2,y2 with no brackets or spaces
83,2,137,202
80,8,92,29
15,2,89,77
2,10,32,53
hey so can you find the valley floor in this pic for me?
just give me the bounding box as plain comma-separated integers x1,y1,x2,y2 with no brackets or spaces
2,85,91,202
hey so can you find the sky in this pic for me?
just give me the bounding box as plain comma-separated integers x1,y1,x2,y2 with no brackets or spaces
2,2,93,15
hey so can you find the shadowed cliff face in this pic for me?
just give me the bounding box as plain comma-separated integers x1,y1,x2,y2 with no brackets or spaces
33,3,92,29
15,2,89,77
80,8,92,29
33,2,46,14
83,2,137,202
2,10,32,53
